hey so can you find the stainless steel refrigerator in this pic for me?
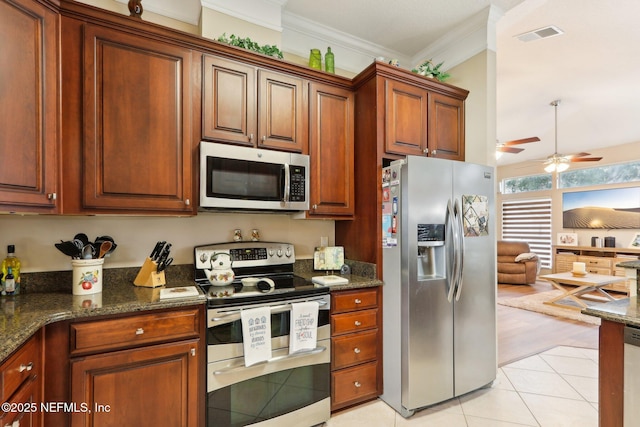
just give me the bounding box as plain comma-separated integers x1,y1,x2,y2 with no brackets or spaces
380,156,496,418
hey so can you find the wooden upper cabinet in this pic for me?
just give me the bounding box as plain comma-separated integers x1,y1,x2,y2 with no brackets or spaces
202,55,308,153
307,83,354,218
202,56,256,145
429,92,465,160
82,24,194,213
384,79,429,157
0,0,58,212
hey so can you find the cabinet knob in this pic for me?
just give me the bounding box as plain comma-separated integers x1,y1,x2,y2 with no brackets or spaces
312,204,318,210
136,328,144,335
354,320,362,326
261,136,266,141
354,298,362,304
191,348,196,357
19,362,34,372
423,148,429,155
249,134,254,141
354,381,362,388
354,347,361,354
47,193,57,201
431,149,437,156
185,199,190,206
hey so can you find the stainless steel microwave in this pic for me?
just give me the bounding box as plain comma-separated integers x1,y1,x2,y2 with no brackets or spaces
199,142,309,212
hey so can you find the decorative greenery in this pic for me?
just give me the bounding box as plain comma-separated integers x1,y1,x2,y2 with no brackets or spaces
411,59,450,82
216,33,284,59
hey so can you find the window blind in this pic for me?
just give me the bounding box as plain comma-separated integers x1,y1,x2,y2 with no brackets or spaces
501,198,552,269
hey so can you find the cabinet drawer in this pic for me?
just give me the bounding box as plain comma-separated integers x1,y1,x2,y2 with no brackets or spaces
332,288,378,313
1,332,41,401
586,267,612,275
70,307,201,355
578,256,612,268
331,361,378,409
332,330,378,369
331,309,378,335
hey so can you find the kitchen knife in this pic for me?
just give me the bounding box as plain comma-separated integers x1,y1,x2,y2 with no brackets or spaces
150,241,165,260
157,257,173,272
156,243,172,266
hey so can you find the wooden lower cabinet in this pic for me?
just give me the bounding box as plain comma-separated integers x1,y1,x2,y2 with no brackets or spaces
330,287,382,411
70,340,200,427
0,330,43,427
599,319,624,427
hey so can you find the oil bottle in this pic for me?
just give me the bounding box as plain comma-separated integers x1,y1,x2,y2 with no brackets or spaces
2,245,21,295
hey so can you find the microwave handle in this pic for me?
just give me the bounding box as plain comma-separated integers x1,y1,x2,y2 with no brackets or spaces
283,163,290,203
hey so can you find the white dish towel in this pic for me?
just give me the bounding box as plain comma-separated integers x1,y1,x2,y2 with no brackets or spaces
241,306,272,367
289,302,319,354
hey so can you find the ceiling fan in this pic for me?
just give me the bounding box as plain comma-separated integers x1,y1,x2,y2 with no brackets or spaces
542,100,603,172
496,136,540,155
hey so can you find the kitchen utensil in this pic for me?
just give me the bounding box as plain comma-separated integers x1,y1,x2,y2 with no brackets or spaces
95,236,117,255
74,233,90,246
55,241,82,258
82,244,96,259
157,243,172,264
150,241,165,260
98,241,113,259
157,257,173,272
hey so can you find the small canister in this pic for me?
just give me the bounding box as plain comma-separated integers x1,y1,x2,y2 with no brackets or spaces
604,236,616,248
71,258,104,295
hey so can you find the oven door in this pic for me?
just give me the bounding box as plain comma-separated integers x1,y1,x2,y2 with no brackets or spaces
207,295,330,427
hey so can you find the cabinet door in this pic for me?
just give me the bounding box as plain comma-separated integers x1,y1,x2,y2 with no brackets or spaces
0,0,58,212
384,79,428,157
71,340,200,427
308,83,354,217
258,70,308,152
429,93,465,160
83,25,193,213
202,55,256,146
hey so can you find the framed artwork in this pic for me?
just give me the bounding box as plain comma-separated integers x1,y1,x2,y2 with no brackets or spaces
562,187,640,229
557,232,578,246
629,233,640,248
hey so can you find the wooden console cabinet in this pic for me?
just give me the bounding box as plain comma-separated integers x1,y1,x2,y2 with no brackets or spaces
330,287,382,411
552,245,640,294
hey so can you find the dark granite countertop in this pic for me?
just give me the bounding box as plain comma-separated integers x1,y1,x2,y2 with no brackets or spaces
583,297,640,327
617,260,640,269
1,261,383,362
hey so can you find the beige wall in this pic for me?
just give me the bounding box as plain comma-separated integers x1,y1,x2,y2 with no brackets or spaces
1,214,334,273
497,140,640,252
200,8,281,46
449,50,497,168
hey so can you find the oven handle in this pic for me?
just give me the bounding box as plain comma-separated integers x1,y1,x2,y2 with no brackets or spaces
213,346,327,375
211,299,328,322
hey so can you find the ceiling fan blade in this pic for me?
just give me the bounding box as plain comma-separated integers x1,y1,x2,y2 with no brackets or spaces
570,156,603,162
565,152,592,158
503,136,540,146
497,146,525,154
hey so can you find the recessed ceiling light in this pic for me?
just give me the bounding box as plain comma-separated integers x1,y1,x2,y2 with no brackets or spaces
515,25,564,42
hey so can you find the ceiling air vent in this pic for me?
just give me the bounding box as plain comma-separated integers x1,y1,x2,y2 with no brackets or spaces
515,25,564,42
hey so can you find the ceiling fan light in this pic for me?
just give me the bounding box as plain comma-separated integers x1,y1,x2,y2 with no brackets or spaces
544,163,556,173
556,162,569,172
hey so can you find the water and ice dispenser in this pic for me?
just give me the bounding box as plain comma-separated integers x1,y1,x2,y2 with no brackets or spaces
416,224,445,279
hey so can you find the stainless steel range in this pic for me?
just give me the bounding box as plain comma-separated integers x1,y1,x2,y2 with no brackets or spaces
194,242,331,427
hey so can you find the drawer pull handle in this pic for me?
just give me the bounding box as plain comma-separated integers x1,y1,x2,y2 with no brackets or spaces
354,320,362,326
354,381,361,388
354,347,361,354
19,362,34,373
136,328,145,335
354,298,362,304
191,348,196,357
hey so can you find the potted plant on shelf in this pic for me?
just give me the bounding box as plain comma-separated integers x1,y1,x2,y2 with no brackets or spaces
411,59,450,82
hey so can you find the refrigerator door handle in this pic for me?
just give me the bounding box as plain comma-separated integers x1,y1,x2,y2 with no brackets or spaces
454,198,465,301
445,199,457,303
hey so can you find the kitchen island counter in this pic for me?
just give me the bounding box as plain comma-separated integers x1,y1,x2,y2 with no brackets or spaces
583,296,640,326
0,272,205,362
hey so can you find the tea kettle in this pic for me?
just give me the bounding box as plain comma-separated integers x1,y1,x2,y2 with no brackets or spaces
204,252,235,286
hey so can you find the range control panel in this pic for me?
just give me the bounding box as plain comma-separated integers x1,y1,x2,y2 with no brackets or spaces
194,242,295,270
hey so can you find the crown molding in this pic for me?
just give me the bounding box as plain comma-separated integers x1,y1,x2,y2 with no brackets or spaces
412,5,504,70
281,11,410,74
201,0,286,32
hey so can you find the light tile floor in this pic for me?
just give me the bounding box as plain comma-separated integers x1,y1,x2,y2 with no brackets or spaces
326,346,598,427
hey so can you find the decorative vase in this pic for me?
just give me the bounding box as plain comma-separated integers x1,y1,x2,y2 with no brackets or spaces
325,47,335,73
309,49,322,70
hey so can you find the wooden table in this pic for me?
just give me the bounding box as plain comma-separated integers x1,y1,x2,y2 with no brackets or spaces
539,272,627,310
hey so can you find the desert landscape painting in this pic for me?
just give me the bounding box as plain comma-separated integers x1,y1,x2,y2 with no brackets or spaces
562,187,640,229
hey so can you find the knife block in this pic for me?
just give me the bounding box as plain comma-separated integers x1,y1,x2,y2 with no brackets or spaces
133,257,166,287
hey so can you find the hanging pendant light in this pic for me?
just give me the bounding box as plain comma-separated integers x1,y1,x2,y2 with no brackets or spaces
543,100,569,173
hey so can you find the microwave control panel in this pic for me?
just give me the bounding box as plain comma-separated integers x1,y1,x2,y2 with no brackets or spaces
289,166,306,201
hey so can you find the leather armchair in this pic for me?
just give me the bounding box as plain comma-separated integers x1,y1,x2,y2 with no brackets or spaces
497,240,539,285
